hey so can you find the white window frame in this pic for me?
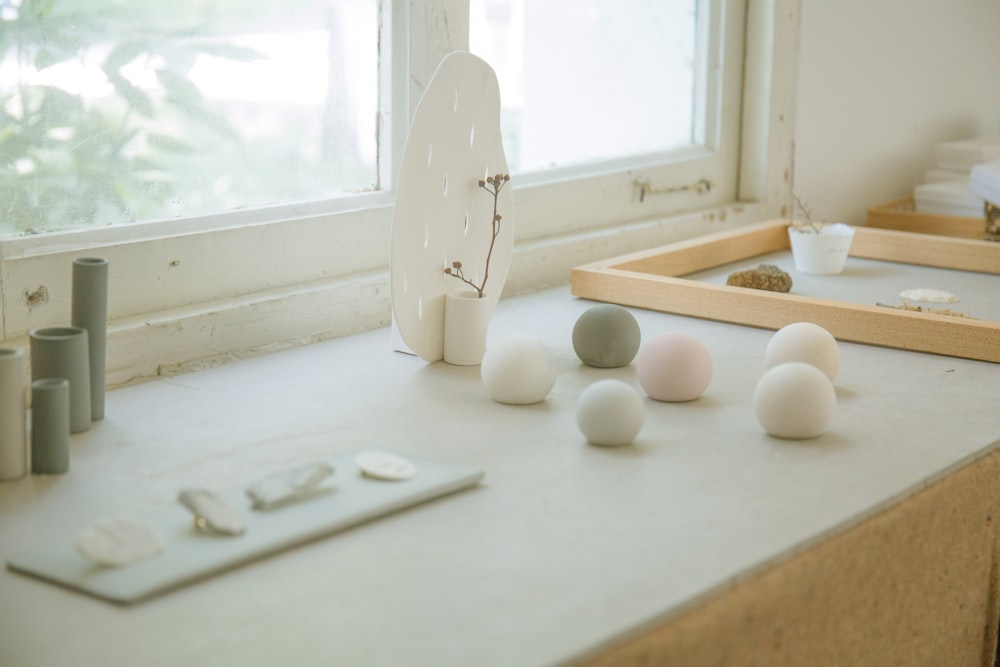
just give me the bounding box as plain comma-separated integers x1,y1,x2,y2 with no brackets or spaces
0,0,798,386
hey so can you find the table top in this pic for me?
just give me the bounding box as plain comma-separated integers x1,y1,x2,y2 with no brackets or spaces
1,283,998,667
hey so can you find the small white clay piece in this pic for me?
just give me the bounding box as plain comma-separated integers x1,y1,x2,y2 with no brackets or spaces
75,517,165,567
178,488,245,536
900,288,959,304
354,451,416,481
245,462,335,509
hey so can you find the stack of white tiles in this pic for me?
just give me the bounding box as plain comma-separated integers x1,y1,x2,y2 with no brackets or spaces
914,137,1000,217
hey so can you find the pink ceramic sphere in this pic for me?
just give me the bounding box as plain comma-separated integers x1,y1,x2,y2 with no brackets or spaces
636,331,713,402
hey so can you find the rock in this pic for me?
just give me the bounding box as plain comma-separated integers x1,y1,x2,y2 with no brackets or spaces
726,264,792,292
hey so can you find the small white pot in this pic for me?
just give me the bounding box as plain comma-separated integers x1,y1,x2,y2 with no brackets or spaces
788,223,855,274
443,290,490,365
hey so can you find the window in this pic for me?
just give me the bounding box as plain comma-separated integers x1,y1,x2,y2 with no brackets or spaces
0,0,795,384
471,0,700,174
1,0,379,236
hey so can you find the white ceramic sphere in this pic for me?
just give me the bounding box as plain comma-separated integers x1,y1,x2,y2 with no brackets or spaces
753,362,836,439
480,334,557,405
635,331,713,402
576,380,645,447
764,322,841,381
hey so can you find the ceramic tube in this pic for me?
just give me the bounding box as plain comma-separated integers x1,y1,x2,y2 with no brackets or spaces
0,348,27,481
71,257,109,421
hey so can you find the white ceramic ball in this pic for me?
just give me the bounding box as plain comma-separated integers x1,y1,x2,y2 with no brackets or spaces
481,334,557,405
764,322,840,381
635,331,713,402
576,379,645,447
753,362,836,439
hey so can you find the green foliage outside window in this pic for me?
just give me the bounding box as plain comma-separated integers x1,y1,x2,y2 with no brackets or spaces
1,0,375,236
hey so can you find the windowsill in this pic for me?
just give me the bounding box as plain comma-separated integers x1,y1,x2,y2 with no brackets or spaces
2,200,767,387
1,284,998,665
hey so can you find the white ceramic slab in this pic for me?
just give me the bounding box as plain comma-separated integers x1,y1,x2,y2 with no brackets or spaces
390,51,513,361
6,450,483,604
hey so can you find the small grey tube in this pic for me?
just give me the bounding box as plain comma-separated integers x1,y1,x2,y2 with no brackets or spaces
31,378,70,475
71,257,109,421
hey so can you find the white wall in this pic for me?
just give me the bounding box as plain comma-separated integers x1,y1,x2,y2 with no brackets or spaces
793,0,1000,224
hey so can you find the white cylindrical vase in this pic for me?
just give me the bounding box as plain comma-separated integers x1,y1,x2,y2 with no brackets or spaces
443,291,491,366
71,257,109,421
0,347,28,481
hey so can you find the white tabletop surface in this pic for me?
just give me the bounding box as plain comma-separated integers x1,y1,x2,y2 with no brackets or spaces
1,279,998,667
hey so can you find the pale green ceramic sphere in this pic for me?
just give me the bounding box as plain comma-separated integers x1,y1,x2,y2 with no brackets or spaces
572,304,641,368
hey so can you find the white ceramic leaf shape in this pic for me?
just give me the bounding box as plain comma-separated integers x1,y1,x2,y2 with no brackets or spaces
245,462,334,509
391,51,513,362
178,488,246,536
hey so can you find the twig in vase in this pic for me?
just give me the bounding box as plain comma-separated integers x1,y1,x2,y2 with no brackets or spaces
444,173,510,298
791,192,823,233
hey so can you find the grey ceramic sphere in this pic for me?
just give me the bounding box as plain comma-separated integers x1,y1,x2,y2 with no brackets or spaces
572,304,641,368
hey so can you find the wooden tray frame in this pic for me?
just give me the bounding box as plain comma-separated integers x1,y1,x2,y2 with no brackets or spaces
867,197,987,240
571,219,1000,363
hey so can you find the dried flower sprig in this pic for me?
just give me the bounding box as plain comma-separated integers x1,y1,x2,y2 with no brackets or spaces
791,192,823,234
444,173,510,298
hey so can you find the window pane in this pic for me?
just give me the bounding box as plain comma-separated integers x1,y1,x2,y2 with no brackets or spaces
470,0,698,174
0,0,378,236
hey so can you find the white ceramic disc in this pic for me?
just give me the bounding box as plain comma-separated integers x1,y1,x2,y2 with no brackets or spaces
900,288,959,304
75,517,165,568
354,451,417,481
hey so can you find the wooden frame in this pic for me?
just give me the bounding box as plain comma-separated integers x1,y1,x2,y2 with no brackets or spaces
867,197,987,240
571,219,1000,363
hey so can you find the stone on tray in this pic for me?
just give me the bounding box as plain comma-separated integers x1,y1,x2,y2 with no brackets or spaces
178,488,246,536
726,264,792,292
245,462,334,509
75,517,165,567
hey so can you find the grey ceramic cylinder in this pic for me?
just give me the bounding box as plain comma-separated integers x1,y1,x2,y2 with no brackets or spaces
29,326,91,434
31,378,70,475
71,257,108,421
0,347,27,481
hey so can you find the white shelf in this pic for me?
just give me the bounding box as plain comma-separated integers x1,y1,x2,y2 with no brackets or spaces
1,285,998,666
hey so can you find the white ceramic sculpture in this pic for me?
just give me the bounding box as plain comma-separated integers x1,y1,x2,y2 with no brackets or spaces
391,52,513,362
